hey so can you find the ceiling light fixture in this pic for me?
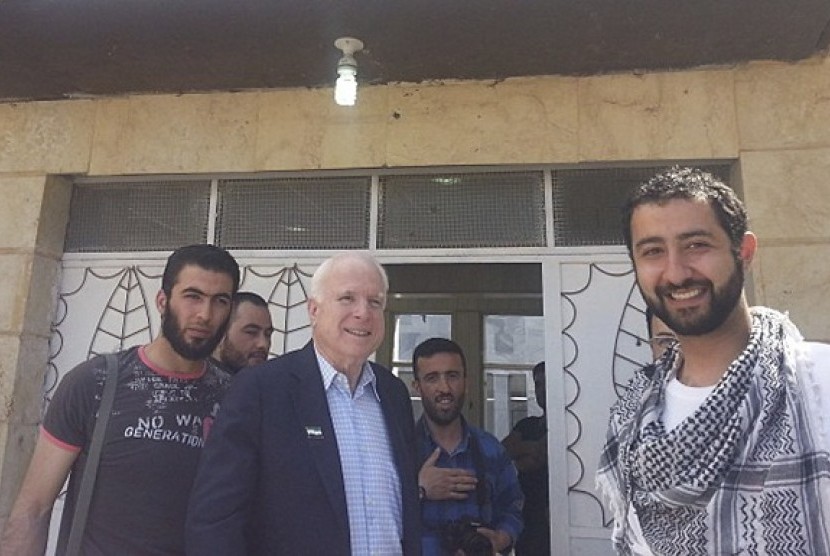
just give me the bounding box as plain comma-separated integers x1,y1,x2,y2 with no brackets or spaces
333,37,363,106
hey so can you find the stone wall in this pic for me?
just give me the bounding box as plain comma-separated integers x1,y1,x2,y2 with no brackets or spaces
1,53,829,525
0,175,71,532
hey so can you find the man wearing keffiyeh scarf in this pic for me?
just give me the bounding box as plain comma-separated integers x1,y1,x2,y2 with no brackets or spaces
596,167,830,555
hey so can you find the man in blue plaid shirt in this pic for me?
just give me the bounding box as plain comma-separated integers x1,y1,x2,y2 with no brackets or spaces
413,338,524,555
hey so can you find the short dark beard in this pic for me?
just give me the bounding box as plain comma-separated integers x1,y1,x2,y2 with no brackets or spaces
217,340,245,374
421,393,464,427
644,256,744,336
161,303,228,361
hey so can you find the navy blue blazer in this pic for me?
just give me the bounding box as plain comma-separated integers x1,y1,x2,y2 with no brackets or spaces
185,341,421,555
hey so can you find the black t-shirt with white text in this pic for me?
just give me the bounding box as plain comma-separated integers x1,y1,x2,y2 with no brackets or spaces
43,346,231,556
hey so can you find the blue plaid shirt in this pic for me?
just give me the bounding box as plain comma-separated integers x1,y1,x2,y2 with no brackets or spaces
416,416,524,555
319,353,404,555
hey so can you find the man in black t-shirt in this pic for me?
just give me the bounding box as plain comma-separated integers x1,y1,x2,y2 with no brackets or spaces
502,362,549,555
1,244,239,556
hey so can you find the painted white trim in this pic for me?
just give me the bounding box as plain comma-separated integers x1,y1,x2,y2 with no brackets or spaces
207,179,219,244
544,168,556,248
60,250,633,268
543,258,573,556
369,175,380,249
72,159,735,185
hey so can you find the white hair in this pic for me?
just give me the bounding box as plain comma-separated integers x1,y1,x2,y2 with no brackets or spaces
309,251,389,300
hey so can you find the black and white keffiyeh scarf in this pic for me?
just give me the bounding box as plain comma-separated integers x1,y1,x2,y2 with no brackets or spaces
597,307,830,555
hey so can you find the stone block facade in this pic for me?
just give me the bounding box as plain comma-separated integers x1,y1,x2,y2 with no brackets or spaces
1,53,830,526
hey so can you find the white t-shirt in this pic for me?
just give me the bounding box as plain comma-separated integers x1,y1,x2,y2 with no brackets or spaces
626,341,830,555
662,379,716,432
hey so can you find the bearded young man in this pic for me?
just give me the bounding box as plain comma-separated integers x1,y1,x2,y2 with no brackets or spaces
1,244,239,556
597,167,830,555
413,337,524,556
213,291,274,374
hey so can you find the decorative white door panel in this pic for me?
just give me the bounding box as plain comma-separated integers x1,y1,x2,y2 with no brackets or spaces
48,265,162,404
50,260,318,397
47,253,652,556
551,260,652,555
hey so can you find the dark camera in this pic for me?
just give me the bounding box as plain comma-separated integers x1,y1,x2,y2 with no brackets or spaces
439,518,493,556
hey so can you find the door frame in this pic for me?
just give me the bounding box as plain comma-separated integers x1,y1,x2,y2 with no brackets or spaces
378,293,543,427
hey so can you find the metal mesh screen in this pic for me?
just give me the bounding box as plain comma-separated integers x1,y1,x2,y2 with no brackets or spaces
552,164,733,246
65,181,211,252
216,177,371,249
378,172,545,249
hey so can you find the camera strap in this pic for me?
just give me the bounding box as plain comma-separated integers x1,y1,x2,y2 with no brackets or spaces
466,430,491,519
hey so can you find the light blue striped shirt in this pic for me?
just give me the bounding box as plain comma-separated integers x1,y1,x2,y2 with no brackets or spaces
317,352,403,555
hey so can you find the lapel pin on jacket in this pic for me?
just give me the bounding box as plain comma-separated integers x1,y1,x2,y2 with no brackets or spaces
305,426,324,439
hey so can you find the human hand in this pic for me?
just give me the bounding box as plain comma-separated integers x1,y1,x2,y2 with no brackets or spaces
418,447,477,501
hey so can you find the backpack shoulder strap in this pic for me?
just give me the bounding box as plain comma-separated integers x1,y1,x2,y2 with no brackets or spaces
64,352,120,556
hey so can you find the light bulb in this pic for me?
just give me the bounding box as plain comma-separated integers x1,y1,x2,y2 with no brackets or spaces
333,37,363,107
334,65,357,106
